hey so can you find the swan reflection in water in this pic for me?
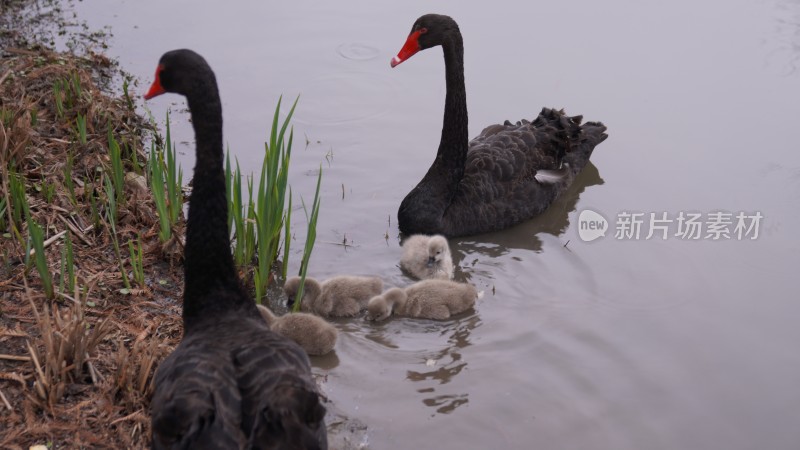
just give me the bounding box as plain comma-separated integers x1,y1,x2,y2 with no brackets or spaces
361,310,481,415
450,161,604,281
405,314,480,415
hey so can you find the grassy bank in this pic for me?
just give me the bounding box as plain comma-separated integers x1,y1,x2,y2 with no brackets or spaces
0,46,183,448
0,45,324,450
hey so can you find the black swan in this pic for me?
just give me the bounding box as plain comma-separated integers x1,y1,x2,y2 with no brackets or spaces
391,14,608,238
144,50,327,449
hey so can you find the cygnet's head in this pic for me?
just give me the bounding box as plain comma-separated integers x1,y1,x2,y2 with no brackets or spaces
366,288,405,322
283,276,302,308
366,295,390,322
283,276,320,310
427,235,450,267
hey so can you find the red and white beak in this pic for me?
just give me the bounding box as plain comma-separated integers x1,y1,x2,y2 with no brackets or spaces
391,30,423,68
144,65,166,100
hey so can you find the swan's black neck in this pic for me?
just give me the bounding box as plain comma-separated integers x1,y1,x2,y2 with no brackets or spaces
438,32,469,168
182,80,246,328
398,30,468,234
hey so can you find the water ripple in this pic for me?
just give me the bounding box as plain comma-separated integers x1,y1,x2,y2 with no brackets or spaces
336,42,381,61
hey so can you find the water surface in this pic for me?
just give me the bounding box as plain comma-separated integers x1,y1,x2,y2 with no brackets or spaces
67,0,800,448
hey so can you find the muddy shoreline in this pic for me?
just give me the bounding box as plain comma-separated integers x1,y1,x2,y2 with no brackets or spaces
0,2,363,448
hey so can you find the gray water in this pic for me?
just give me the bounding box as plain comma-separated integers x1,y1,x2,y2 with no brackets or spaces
66,0,800,448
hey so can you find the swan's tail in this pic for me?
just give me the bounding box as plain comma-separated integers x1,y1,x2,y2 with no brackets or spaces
581,120,609,149
572,118,607,174
532,107,607,174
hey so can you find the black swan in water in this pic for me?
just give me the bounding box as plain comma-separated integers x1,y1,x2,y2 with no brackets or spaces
391,14,608,238
144,50,327,449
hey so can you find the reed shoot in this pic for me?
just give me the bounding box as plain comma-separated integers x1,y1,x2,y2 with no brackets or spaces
148,142,171,243
59,231,75,295
122,77,134,111
28,218,55,299
53,80,64,119
104,176,131,290
227,156,256,268
281,188,292,280
108,125,125,203
253,97,297,302
163,115,183,225
292,165,323,312
9,172,28,231
76,114,87,145
64,152,76,205
70,71,82,100
128,236,145,288
146,113,184,244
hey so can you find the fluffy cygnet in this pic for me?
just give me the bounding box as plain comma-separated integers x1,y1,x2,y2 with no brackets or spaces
400,234,454,280
256,304,337,356
366,279,478,321
284,275,383,317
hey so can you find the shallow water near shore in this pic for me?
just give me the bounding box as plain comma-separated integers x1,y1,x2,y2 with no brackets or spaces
55,0,800,448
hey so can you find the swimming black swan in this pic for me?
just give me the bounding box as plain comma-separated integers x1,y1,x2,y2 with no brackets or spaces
391,14,608,238
144,49,327,449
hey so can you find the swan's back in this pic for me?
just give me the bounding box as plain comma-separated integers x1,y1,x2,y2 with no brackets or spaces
151,330,245,449
270,313,338,357
404,279,477,318
151,311,326,449
446,108,607,236
319,276,384,316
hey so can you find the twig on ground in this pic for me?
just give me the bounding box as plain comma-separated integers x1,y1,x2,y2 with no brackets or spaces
59,215,94,246
6,47,39,56
0,388,12,411
110,410,145,426
29,229,67,257
0,69,12,86
0,354,31,362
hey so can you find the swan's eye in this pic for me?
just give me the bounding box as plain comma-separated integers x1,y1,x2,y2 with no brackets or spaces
419,27,428,34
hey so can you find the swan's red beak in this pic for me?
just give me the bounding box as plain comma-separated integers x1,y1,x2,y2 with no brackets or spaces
144,65,165,100
391,30,422,68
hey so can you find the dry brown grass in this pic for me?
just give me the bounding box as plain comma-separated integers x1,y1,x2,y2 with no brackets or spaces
26,293,113,411
110,328,163,411
0,47,184,448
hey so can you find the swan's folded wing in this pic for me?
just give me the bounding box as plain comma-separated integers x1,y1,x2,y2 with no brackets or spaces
469,118,567,181
151,341,246,450
445,111,585,233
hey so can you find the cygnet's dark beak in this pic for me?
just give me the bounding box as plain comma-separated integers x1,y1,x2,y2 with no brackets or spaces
427,256,436,267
